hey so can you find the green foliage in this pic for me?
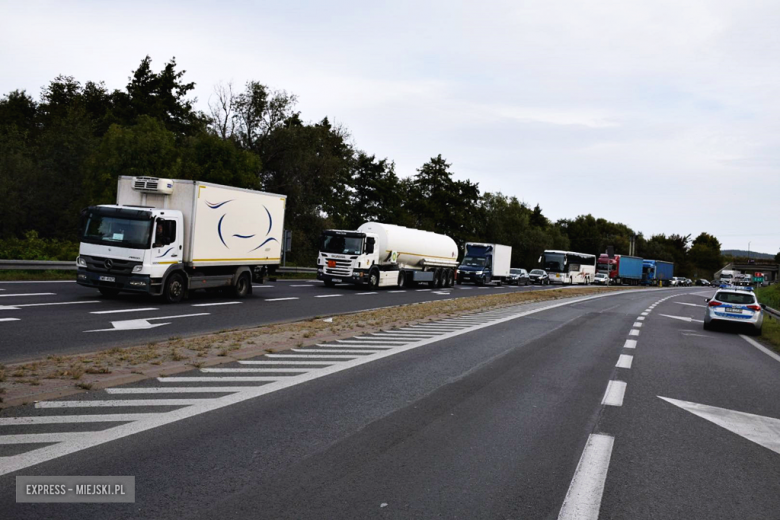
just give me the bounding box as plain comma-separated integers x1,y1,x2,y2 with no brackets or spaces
756,284,780,311
0,231,79,261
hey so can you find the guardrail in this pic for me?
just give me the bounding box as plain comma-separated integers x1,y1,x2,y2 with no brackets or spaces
765,305,780,321
0,259,317,275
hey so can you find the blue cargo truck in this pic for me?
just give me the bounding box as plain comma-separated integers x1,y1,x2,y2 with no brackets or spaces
642,260,674,286
617,255,643,285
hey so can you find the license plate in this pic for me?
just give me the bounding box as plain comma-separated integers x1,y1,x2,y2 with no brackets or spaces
331,278,342,283
726,307,742,314
99,276,115,282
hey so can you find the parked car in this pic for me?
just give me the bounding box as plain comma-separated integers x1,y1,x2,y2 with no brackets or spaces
703,287,764,336
529,269,549,285
593,273,610,285
696,279,710,286
670,277,686,287
507,268,530,286
685,278,693,287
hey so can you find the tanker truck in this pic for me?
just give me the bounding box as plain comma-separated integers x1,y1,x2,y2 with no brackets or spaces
316,222,459,289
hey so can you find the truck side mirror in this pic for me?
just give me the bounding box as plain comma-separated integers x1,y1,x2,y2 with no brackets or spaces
365,237,375,254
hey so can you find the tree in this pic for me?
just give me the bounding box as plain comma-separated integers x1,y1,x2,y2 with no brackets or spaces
344,152,404,228
688,232,722,278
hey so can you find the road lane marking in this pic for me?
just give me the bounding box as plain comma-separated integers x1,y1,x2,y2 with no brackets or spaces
740,334,780,365
191,301,242,307
557,434,615,520
616,354,633,369
416,289,431,292
676,302,706,308
0,289,666,476
292,348,377,354
336,338,408,343
0,293,55,298
239,360,336,365
264,297,299,302
659,396,780,455
623,339,637,349
602,380,627,406
633,322,642,328
356,292,378,295
106,387,257,393
637,316,645,321
252,285,273,288
0,300,101,311
90,308,159,315
315,294,342,298
659,314,704,323
388,290,406,293
629,329,640,336
159,377,284,382
0,318,20,322
84,313,210,332
0,414,160,425
200,368,312,373
316,344,394,350
290,285,315,287
0,281,74,284
36,400,203,408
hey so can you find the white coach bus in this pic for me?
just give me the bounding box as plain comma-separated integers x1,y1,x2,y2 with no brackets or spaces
540,250,597,285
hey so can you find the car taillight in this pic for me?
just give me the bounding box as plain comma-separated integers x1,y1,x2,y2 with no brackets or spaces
708,301,722,307
746,305,761,311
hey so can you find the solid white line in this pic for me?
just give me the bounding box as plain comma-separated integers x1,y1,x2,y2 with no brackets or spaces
36,400,203,408
623,339,637,349
629,329,640,336
90,307,159,315
239,360,336,365
315,294,342,298
292,348,377,354
265,353,359,359
0,414,160,425
602,380,627,406
315,344,393,350
159,377,283,382
356,292,378,295
265,297,299,302
633,322,642,328
3,300,101,308
191,301,242,307
0,318,20,322
616,354,633,369
252,285,273,288
740,334,780,364
105,387,253,393
1,289,669,476
557,434,615,520
0,293,55,298
200,368,312,373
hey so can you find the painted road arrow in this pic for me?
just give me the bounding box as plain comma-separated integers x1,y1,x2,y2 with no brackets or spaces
660,396,780,455
660,313,704,323
85,313,210,332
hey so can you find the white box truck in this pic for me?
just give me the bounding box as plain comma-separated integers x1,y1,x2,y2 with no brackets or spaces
76,176,286,302
456,243,512,285
316,222,459,289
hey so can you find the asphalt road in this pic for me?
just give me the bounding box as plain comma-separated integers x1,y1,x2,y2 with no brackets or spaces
3,286,779,519
0,278,565,363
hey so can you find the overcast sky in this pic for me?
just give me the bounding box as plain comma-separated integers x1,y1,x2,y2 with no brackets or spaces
2,1,779,255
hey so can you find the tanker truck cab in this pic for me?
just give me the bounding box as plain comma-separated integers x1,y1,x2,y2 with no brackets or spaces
317,230,379,287
77,205,184,297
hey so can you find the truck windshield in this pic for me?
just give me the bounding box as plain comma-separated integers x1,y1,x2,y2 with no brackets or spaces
321,234,363,255
461,256,487,267
597,262,614,271
543,253,565,273
81,215,153,250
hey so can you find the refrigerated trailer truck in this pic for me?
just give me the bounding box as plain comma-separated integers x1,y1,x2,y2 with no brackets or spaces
456,243,512,285
76,176,286,302
316,222,459,288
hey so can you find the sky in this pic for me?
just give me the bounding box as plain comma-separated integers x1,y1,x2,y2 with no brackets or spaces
2,0,779,255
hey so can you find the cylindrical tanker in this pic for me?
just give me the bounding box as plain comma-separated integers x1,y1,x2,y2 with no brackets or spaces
357,222,458,269
316,222,459,289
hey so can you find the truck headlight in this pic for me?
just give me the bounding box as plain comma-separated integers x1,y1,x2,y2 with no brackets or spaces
132,265,143,273
77,256,87,268
476,271,484,275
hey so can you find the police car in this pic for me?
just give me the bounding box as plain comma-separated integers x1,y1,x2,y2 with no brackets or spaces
703,286,765,336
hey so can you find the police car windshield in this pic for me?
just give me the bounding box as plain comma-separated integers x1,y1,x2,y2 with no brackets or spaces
715,292,755,305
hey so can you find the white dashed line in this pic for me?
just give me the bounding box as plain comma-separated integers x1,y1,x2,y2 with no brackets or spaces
0,318,20,322
264,297,299,302
356,292,378,295
629,329,640,336
557,434,615,520
601,380,627,406
623,339,637,349
633,322,642,328
90,308,159,315
191,301,242,307
0,293,55,298
616,355,633,369
315,294,342,298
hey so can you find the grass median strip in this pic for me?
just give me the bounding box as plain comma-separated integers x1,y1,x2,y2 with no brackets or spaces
0,286,638,408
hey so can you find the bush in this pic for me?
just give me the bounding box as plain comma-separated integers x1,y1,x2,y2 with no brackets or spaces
0,230,79,261
756,284,780,311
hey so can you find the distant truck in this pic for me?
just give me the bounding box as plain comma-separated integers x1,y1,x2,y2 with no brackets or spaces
597,254,643,285
316,222,459,289
77,177,286,303
641,260,674,286
719,269,738,285
456,243,512,285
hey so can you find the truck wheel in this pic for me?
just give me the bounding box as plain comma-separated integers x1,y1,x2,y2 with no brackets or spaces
231,272,252,298
98,287,120,298
399,271,409,288
435,269,443,288
444,270,453,288
368,269,380,289
163,273,186,304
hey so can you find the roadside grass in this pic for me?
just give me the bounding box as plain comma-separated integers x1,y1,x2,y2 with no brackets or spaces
760,314,780,352
0,270,76,281
756,284,780,310
0,285,638,406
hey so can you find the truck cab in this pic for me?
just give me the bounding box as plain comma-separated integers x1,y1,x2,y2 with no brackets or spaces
77,205,184,297
317,230,378,287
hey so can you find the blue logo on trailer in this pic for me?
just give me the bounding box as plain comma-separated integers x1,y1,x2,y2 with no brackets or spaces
206,200,279,251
